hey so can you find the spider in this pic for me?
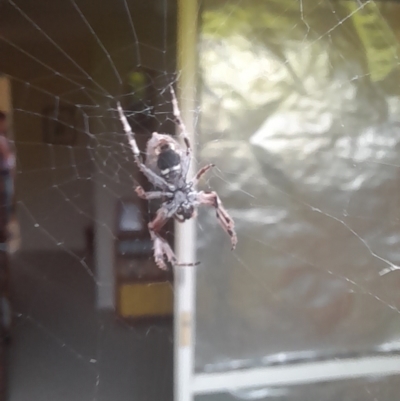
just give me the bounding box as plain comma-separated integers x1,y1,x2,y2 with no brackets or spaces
117,85,237,270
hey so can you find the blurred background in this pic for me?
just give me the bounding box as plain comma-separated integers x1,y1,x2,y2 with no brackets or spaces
1,0,400,400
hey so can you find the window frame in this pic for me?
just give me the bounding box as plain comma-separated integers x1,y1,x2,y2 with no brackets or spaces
173,1,400,400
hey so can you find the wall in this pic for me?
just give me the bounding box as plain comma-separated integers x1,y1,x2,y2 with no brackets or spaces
0,0,177,308
0,37,94,251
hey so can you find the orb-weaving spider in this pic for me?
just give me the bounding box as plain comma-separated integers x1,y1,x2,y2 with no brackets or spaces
117,85,237,270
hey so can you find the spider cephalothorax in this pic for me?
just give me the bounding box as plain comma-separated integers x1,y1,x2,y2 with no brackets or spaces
117,85,237,270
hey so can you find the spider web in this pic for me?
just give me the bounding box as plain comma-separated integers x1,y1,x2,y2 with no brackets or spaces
195,0,400,399
0,0,400,400
0,1,177,400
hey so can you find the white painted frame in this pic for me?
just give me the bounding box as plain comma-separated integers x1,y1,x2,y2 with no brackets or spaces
174,0,198,400
193,356,400,395
173,2,400,401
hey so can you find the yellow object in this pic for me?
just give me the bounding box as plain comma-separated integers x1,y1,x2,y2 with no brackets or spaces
118,281,173,318
127,71,148,101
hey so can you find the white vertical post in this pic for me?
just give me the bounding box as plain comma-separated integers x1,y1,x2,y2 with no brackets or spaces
174,1,198,401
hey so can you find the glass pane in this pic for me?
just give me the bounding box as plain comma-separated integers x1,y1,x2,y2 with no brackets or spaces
196,0,400,373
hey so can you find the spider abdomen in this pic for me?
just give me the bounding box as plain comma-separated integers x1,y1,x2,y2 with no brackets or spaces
157,148,181,179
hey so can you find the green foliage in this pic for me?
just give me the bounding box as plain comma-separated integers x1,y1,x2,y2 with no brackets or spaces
202,1,307,42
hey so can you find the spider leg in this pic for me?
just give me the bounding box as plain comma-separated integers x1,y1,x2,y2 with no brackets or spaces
192,164,215,186
169,85,191,155
139,165,173,191
117,102,172,191
116,102,141,159
169,85,193,180
135,186,173,200
148,207,177,270
197,191,237,250
174,214,185,223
